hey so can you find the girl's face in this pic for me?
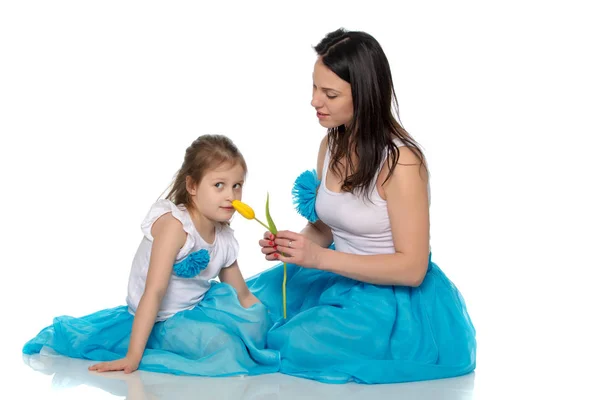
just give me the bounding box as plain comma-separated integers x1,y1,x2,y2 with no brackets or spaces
311,57,354,129
186,161,245,223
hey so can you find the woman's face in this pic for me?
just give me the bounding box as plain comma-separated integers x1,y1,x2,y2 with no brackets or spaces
311,57,354,128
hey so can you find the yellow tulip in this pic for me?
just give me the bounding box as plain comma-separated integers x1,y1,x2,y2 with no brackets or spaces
232,200,271,232
231,200,255,220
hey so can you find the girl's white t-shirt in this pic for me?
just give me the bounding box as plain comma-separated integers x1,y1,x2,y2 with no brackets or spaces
125,199,239,321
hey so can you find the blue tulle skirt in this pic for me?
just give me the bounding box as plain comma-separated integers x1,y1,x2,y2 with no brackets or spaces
22,282,280,377
23,256,476,384
246,254,477,384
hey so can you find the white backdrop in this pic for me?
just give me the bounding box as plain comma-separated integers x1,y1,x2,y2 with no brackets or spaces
1,0,599,397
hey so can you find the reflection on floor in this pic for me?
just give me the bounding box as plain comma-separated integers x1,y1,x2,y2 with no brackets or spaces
22,348,476,400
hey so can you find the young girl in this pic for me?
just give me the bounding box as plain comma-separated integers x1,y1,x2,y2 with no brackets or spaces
23,134,279,377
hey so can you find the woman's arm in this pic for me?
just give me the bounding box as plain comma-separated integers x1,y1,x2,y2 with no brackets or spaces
90,213,186,372
300,135,334,247
259,135,333,259
274,147,430,287
299,220,333,249
219,261,260,308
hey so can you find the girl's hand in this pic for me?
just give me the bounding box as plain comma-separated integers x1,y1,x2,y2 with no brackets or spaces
239,293,261,309
89,356,140,374
258,231,278,261
272,230,325,269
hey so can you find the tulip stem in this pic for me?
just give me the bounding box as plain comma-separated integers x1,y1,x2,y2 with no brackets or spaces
282,262,287,319
254,218,272,232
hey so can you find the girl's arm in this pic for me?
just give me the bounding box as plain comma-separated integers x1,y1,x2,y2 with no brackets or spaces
274,146,431,287
219,261,260,308
89,213,186,373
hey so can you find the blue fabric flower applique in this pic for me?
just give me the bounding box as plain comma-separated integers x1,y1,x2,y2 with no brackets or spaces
292,169,321,223
173,248,210,278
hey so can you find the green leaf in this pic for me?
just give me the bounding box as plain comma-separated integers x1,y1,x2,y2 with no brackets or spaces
265,192,278,234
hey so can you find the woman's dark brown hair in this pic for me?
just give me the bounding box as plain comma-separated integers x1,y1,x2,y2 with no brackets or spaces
315,28,427,199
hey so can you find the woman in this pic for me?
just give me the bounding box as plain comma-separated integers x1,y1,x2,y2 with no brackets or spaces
247,28,476,384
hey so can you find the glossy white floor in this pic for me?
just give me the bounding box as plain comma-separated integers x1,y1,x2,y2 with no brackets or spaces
18,350,476,399
10,337,599,399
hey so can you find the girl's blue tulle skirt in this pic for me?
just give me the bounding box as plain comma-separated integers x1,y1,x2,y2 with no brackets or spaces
22,282,280,377
246,254,477,384
23,256,476,384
